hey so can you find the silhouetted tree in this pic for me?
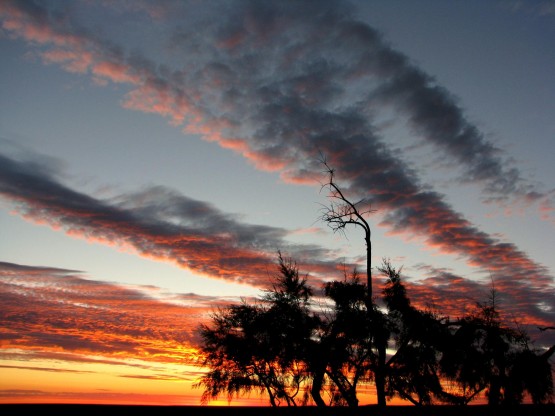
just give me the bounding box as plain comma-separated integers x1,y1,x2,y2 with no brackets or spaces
195,301,271,404
318,157,384,405
440,286,555,406
259,252,317,405
378,260,447,405
317,270,372,407
372,259,465,406
505,344,554,405
317,258,457,407
195,252,316,406
195,252,554,407
318,157,375,303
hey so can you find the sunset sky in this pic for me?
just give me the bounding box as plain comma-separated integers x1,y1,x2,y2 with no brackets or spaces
1,0,554,406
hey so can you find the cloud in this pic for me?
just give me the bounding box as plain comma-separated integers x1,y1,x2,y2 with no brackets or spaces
2,0,545,200
0,364,93,374
502,0,555,17
2,257,553,367
0,261,210,361
383,263,555,348
0,388,199,405
3,0,549,200
2,153,551,344
0,0,553,345
0,152,337,286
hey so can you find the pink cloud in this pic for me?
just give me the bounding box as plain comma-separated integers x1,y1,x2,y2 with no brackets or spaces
0,262,218,362
92,60,141,84
40,48,93,73
1,0,552,350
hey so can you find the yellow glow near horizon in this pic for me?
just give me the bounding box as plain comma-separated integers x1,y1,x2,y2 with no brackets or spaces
0,350,495,406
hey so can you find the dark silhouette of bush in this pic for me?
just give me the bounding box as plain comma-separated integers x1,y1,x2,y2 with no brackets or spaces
440,287,554,406
195,254,554,407
195,252,316,406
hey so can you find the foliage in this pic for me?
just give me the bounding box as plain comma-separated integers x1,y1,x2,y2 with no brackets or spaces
195,252,315,406
318,271,372,406
195,255,554,407
440,287,554,405
379,259,453,405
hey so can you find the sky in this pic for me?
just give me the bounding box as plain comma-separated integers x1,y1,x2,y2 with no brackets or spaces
1,0,554,406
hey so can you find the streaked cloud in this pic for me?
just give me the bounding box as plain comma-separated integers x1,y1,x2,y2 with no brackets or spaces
0,152,336,286
0,0,553,354
0,261,208,361
2,149,552,341
1,0,550,273
2,1,551,201
1,256,553,368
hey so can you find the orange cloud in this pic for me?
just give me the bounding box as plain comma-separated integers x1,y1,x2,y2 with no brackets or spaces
0,262,212,362
40,48,93,73
92,60,141,84
1,0,552,354
0,153,338,289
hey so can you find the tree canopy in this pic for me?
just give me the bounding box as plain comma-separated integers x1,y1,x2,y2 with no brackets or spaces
195,254,554,407
195,163,553,407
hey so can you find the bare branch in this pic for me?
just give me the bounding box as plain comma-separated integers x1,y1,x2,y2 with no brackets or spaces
317,155,376,301
318,158,375,235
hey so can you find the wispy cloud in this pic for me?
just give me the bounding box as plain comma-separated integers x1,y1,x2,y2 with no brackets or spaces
0,152,337,285
0,0,553,347
0,261,210,361
1,256,553,366
2,0,551,277
2,1,551,200
501,0,555,17
0,388,201,405
402,264,554,344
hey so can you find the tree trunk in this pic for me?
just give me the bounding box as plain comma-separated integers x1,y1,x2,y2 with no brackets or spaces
375,342,387,407
366,235,372,301
326,370,359,407
488,375,501,406
310,370,326,407
488,354,505,406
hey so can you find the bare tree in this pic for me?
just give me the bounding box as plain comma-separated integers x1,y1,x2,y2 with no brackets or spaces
318,158,386,408
318,157,375,302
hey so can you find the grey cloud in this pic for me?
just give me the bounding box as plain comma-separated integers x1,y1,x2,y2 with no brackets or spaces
2,0,548,202
0,152,335,285
1,0,553,343
0,261,82,276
